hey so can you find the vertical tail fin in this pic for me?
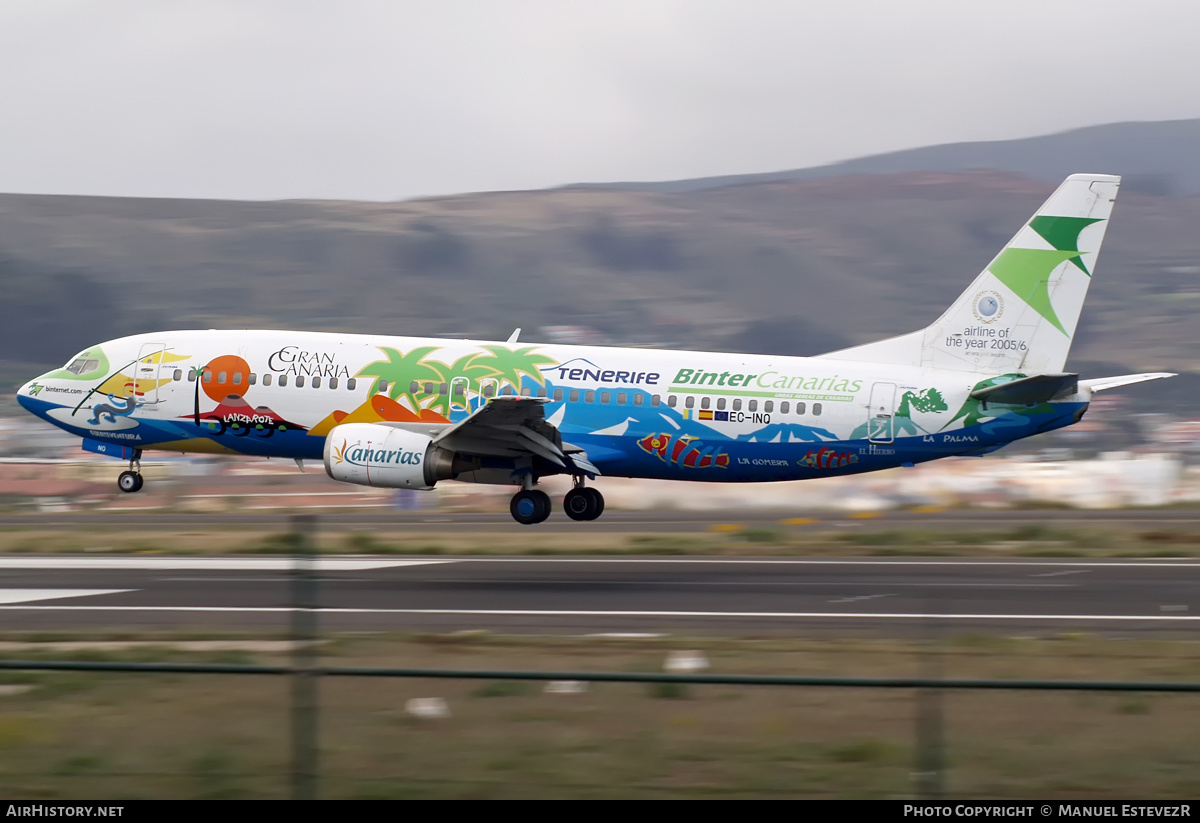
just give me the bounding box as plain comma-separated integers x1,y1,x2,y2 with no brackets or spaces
822,173,1120,374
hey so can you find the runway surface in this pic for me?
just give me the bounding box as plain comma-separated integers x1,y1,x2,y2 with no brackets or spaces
0,555,1196,637
4,508,1200,533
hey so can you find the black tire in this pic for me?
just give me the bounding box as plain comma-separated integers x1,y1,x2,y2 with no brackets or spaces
582,487,605,520
563,488,592,521
118,471,141,494
510,490,548,525
530,490,551,523
132,473,144,492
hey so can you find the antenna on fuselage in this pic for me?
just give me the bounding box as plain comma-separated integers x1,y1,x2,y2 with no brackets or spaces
507,328,521,343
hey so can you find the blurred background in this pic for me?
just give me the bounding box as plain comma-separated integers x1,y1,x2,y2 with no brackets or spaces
2,0,1199,800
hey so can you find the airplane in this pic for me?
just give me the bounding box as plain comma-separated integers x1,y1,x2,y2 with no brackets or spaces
15,173,1174,524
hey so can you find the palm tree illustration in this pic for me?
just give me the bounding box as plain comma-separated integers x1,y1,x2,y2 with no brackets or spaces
356,346,444,412
472,345,556,394
356,345,559,417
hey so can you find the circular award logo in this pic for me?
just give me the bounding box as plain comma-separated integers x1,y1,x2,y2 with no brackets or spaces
973,290,1003,323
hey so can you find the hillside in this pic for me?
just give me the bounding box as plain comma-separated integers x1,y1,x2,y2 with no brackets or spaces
573,118,1200,196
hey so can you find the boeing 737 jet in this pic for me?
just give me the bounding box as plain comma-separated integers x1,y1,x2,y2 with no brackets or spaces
16,174,1173,523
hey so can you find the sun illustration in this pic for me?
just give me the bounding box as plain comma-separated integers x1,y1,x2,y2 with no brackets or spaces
202,354,252,402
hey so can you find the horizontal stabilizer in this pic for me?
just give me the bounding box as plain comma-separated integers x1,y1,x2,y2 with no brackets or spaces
1080,373,1176,393
971,373,1078,405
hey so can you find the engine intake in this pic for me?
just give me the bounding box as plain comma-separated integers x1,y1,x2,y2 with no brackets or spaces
323,423,456,489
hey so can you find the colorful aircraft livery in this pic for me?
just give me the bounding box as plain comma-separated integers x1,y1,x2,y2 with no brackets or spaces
16,174,1174,523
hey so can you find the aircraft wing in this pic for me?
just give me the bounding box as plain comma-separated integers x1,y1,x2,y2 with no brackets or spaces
432,397,600,477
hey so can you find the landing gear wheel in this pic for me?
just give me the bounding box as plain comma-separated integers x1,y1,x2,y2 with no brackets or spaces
510,489,551,525
582,487,604,520
118,471,143,494
563,488,593,521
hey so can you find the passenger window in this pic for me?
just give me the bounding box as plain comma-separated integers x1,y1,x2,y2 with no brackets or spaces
483,384,496,398
600,391,610,404
248,373,257,385
780,401,789,414
570,390,579,402
651,395,660,407
278,375,288,387
813,403,823,416
520,387,531,397
329,377,338,389
440,383,448,396
537,387,547,398
296,375,306,388
796,402,805,415
748,399,757,412
312,376,321,388
617,392,626,405
263,374,272,386
188,370,197,382
701,397,710,410
716,397,726,410
173,369,182,381
232,372,242,385
733,398,741,411
425,382,435,395
217,371,227,384
667,395,677,408
378,380,387,393
634,394,643,406
410,381,419,394
502,385,514,396
764,400,773,413
554,389,563,402
585,390,595,403
685,396,694,409
347,378,356,390
203,370,213,383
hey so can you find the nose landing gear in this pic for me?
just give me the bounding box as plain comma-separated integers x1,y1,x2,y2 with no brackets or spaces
117,454,144,493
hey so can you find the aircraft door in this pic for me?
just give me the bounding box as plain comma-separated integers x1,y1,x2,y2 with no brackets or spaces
450,376,470,414
133,343,167,408
477,378,499,412
867,382,897,444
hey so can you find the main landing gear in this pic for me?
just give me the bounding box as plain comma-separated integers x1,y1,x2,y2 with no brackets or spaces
563,484,604,522
509,479,605,525
510,488,551,525
117,455,144,493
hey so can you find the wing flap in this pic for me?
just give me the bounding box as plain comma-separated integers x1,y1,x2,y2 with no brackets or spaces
433,397,599,477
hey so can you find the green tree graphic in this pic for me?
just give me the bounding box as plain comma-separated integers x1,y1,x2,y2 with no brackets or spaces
355,344,558,416
356,346,443,411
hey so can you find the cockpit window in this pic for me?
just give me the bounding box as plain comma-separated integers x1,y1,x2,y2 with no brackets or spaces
65,358,100,375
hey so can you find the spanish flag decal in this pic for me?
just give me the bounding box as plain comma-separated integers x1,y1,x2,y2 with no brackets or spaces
698,410,714,420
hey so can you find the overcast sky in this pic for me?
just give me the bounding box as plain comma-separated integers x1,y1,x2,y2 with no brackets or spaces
2,1,1198,202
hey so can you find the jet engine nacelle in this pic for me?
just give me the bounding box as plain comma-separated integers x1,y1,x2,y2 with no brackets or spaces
323,423,455,490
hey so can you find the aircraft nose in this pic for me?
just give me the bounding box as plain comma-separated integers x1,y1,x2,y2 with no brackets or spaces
16,377,43,411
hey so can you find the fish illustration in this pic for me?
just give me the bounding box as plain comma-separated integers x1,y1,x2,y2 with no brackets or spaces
637,432,728,469
637,432,672,460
